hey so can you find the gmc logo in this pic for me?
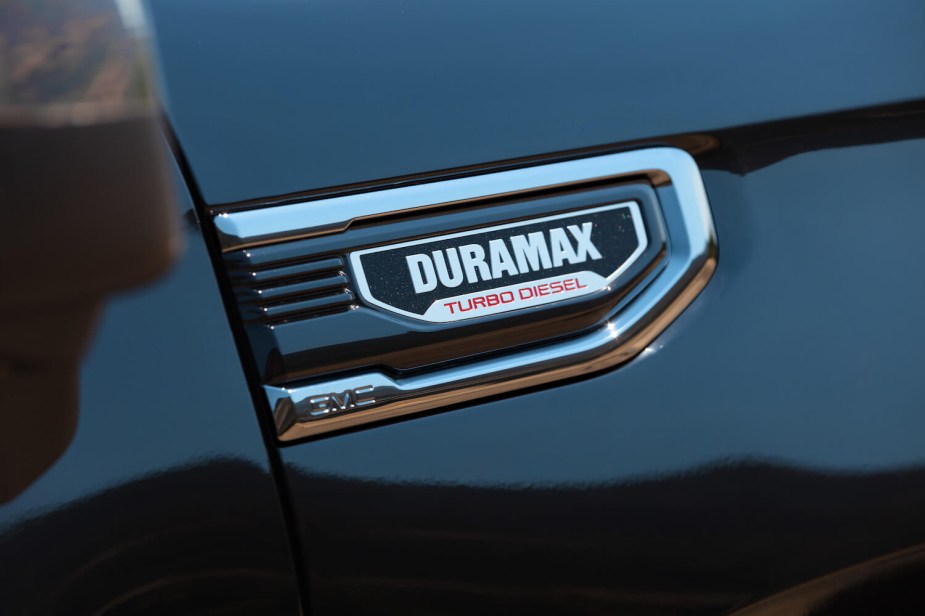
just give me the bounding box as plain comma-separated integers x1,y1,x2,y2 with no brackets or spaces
307,385,376,418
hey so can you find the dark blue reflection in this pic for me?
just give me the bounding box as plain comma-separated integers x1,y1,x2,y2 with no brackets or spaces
150,0,925,204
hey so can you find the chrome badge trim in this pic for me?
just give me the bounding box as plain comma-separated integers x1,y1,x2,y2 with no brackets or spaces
239,147,716,441
215,147,680,251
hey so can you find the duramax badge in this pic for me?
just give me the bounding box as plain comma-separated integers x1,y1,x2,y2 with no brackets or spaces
213,148,717,440
350,203,647,322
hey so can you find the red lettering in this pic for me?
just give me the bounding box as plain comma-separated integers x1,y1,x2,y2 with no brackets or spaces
452,278,589,314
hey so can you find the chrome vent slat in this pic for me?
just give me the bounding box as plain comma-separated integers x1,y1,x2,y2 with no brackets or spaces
239,256,345,284
261,290,355,322
230,253,355,324
252,274,350,303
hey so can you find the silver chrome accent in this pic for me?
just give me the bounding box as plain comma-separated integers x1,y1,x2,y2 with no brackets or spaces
215,148,676,251
261,147,717,441
348,201,649,322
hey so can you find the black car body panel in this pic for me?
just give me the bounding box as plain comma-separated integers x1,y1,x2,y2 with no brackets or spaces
281,135,925,614
2,1,925,614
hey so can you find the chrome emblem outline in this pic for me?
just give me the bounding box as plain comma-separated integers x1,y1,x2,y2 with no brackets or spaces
215,147,717,441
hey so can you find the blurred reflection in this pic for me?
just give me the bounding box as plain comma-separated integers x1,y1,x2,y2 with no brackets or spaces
0,0,151,121
0,0,174,501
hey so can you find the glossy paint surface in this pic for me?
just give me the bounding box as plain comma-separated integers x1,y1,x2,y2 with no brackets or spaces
280,136,925,613
146,1,925,613
0,174,300,615
150,0,925,206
